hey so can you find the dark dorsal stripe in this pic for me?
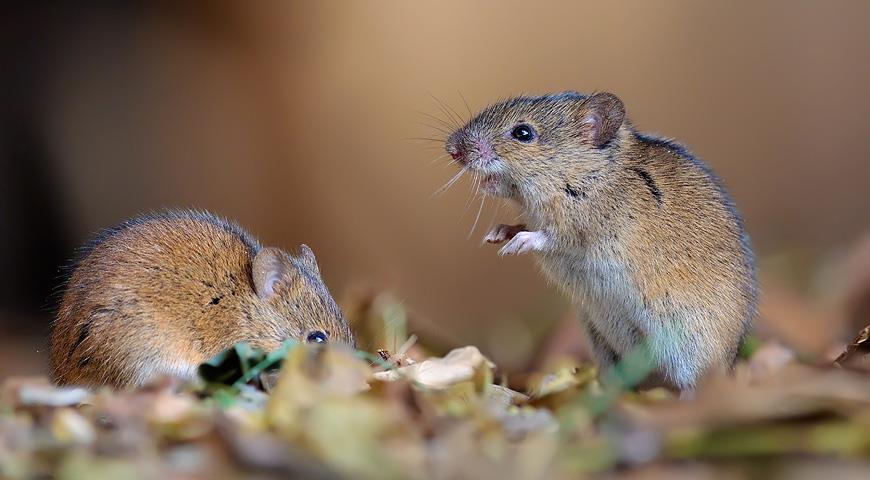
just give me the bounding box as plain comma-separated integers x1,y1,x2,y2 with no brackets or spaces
564,183,585,199
629,167,662,205
70,319,92,361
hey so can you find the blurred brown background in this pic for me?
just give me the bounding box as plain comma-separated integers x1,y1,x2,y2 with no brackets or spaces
2,1,869,377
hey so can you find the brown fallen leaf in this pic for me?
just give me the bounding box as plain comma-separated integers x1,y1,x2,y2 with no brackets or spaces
833,324,870,369
51,408,96,445
372,346,494,389
747,341,797,382
214,412,341,479
15,382,90,408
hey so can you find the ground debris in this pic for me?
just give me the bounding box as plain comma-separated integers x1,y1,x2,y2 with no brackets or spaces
4,336,870,479
834,324,870,370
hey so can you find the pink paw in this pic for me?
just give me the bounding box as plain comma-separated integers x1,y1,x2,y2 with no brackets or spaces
498,231,549,256
483,224,526,244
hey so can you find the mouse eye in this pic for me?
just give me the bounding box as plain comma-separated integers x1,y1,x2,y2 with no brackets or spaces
510,124,535,143
306,331,328,344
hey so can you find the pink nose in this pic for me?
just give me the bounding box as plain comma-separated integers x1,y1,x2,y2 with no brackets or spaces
445,143,465,163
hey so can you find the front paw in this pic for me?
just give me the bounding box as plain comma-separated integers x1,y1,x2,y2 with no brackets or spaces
498,230,549,256
483,224,526,244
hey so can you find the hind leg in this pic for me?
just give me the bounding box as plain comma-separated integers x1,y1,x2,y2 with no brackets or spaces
580,321,620,378
643,319,707,392
59,310,196,388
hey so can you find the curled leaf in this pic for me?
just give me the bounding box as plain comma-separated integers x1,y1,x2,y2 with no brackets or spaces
372,346,494,389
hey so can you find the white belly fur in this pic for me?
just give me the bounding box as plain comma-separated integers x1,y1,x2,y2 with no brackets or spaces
537,249,708,389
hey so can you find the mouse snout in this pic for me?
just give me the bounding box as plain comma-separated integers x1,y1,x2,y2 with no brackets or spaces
445,136,468,165
448,147,466,163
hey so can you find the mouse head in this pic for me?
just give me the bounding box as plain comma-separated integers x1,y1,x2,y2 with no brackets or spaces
249,244,354,350
444,92,625,200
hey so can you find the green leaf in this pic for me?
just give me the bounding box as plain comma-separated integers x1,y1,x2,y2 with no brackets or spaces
198,340,297,391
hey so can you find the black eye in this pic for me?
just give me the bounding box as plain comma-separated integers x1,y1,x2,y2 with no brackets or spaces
510,124,535,143
306,331,328,344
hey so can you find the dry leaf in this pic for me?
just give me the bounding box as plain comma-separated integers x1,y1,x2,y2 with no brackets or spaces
372,346,494,389
833,324,870,369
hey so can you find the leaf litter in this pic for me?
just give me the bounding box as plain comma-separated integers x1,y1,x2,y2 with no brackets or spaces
4,285,870,478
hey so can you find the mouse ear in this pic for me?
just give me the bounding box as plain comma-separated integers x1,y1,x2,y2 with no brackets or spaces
252,247,298,299
296,244,320,274
577,92,625,148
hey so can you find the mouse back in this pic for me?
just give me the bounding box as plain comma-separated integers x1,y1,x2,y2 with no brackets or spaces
51,210,352,387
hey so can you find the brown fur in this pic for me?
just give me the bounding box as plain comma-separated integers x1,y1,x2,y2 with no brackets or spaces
446,92,757,390
50,210,353,388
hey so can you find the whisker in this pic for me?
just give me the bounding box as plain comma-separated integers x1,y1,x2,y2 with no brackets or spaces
416,121,451,136
457,173,477,223
490,200,503,230
419,146,447,154
415,109,454,130
427,153,451,166
430,95,462,128
402,137,447,143
431,168,467,197
471,171,482,205
443,96,466,125
459,172,480,228
414,109,453,128
469,194,486,239
462,172,481,214
421,106,456,134
458,90,472,118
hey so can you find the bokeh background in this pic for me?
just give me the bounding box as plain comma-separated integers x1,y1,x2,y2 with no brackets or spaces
2,1,869,378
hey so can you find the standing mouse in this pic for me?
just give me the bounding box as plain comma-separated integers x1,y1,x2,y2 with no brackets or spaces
50,210,353,388
445,92,756,391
